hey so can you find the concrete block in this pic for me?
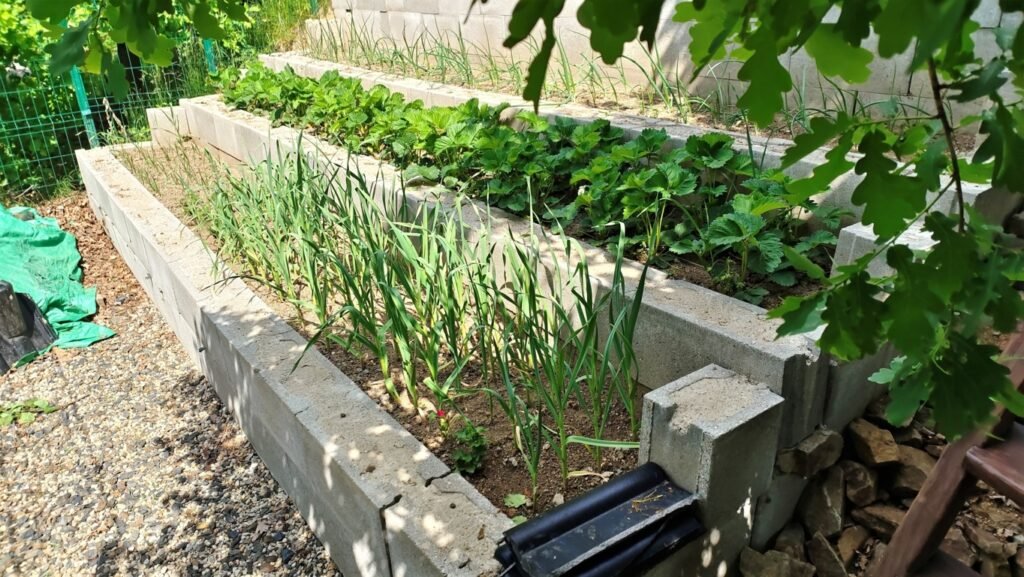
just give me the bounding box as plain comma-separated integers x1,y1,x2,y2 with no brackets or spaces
823,343,897,430
749,474,810,549
641,365,784,520
146,106,190,145
641,365,784,572
832,222,936,278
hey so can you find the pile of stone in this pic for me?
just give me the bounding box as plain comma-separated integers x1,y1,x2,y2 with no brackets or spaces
741,400,1024,577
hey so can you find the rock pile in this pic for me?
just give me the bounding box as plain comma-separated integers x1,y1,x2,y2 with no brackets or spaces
741,399,1024,577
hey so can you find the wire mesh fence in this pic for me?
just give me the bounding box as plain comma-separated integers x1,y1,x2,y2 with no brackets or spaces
0,37,222,202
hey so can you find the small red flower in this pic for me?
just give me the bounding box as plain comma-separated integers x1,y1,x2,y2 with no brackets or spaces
435,409,448,418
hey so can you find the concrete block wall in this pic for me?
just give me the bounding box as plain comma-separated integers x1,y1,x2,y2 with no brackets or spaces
189,53,937,562
324,0,1016,115
77,146,511,577
171,93,897,572
179,94,827,451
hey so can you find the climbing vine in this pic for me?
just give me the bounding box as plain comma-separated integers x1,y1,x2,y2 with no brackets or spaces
493,0,1024,437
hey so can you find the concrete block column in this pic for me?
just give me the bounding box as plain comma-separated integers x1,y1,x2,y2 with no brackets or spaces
640,364,785,575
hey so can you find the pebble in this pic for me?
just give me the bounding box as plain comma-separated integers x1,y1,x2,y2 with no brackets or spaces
0,197,341,576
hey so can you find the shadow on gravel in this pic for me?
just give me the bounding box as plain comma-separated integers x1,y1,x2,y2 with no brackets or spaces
90,373,325,577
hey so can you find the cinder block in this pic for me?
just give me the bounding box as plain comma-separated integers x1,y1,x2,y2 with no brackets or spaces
823,343,896,430
749,474,810,549
832,222,937,278
146,106,190,145
641,365,784,571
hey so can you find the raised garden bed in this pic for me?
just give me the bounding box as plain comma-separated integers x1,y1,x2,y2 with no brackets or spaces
77,57,983,575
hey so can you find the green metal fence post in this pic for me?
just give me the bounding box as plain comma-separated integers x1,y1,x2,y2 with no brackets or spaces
202,39,218,75
69,66,99,148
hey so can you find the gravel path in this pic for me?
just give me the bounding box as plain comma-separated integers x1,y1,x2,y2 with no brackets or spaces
0,195,341,577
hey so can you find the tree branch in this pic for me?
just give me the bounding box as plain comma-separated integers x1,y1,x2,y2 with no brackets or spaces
927,58,966,233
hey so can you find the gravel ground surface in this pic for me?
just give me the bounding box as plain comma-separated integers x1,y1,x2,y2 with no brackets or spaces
0,194,341,576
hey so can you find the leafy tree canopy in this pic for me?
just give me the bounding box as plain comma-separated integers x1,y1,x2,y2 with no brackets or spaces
23,0,246,95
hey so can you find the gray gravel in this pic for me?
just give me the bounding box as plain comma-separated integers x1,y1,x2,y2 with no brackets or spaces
0,196,341,576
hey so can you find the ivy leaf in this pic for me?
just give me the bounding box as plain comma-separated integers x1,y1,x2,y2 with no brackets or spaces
736,29,793,127
852,131,927,240
805,24,875,84
769,292,826,336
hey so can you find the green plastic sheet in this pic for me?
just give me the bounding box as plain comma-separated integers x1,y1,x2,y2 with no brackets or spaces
0,204,115,360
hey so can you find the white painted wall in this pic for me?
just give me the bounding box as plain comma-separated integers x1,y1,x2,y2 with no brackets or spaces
325,0,1017,119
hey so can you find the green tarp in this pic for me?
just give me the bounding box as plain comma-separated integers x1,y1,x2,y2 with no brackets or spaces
0,204,114,362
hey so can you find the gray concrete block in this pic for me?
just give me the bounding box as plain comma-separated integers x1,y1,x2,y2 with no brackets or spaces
749,473,810,549
832,222,936,278
641,365,784,572
146,106,190,145
823,343,897,431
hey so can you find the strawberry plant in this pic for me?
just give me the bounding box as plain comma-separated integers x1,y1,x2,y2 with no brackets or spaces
220,63,839,305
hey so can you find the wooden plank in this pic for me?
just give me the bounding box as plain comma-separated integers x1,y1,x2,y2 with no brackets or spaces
965,422,1024,508
912,551,979,577
871,324,1024,577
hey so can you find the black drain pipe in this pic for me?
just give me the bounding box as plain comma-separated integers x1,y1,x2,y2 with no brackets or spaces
495,462,703,577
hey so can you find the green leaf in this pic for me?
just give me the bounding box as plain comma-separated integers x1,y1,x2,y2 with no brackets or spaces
566,435,640,449
950,59,1008,102
27,0,79,22
769,292,826,336
805,24,875,84
105,58,130,101
18,412,35,425
512,515,528,525
47,17,92,74
504,493,529,508
782,115,848,168
783,246,826,280
736,29,793,127
819,272,884,360
851,131,927,240
786,133,856,204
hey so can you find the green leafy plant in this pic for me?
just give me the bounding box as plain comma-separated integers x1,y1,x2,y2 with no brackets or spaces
221,63,838,303
494,0,1024,437
0,399,57,426
452,420,488,475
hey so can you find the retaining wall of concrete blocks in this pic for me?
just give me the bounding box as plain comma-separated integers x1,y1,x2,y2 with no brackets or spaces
320,0,1017,118
258,51,987,227
76,145,512,577
165,90,903,567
